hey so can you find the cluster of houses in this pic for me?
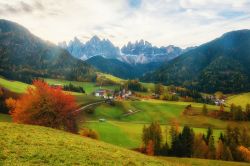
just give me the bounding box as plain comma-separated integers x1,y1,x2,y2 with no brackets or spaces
94,88,132,100
95,89,114,99
207,95,226,106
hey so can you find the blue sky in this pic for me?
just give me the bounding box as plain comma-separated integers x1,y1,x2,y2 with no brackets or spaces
0,0,250,48
129,0,142,8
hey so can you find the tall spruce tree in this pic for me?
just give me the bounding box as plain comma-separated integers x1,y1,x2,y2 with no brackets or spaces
180,126,195,157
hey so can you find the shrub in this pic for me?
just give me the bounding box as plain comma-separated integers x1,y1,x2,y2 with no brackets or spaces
238,146,250,162
80,128,99,140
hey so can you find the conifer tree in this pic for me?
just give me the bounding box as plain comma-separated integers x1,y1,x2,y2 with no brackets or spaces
202,104,208,115
208,135,216,159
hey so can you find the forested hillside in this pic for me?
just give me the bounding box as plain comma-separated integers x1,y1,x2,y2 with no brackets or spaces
0,19,96,83
142,30,250,93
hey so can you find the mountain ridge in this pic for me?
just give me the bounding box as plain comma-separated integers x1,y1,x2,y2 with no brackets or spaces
142,29,250,93
59,37,184,64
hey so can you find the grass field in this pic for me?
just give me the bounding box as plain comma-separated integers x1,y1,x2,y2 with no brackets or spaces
0,113,11,122
0,77,29,93
83,100,250,148
98,73,160,93
0,77,103,106
1,122,246,166
0,122,178,166
45,78,118,95
226,92,250,108
89,100,221,125
84,121,224,149
97,73,125,84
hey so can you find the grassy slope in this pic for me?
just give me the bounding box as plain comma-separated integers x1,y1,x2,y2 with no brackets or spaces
0,122,247,166
0,77,102,106
226,92,250,108
97,73,125,84
44,78,118,95
84,100,250,148
84,121,223,148
98,73,159,93
0,76,119,95
0,122,175,166
0,77,29,93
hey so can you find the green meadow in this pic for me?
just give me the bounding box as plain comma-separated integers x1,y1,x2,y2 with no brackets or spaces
1,122,244,166
80,99,250,148
44,78,118,95
84,121,224,149
0,122,174,166
1,76,250,165
226,92,250,108
0,77,29,93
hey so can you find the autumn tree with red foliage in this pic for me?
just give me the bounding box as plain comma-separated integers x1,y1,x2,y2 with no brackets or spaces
6,80,78,133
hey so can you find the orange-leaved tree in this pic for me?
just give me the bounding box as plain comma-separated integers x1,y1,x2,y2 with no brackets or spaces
6,80,78,133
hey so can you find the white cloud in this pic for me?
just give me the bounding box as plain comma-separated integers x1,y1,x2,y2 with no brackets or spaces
0,0,250,48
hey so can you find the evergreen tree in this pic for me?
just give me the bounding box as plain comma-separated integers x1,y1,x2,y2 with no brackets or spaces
141,122,162,155
193,134,209,159
169,120,180,156
208,135,216,159
202,104,208,115
230,104,236,116
245,104,250,120
154,83,164,95
234,106,244,121
222,146,233,161
203,127,213,145
224,126,242,161
180,126,195,157
160,126,169,155
241,127,250,147
216,140,224,160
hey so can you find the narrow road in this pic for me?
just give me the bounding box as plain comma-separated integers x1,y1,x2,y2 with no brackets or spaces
73,100,105,114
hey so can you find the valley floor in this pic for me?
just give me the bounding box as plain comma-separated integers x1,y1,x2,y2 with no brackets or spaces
1,77,250,165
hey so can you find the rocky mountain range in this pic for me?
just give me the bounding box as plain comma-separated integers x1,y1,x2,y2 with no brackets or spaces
59,37,183,65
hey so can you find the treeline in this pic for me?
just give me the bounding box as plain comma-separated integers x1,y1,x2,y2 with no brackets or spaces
154,84,213,104
140,121,250,163
229,104,250,121
63,83,85,93
123,80,147,92
201,103,250,121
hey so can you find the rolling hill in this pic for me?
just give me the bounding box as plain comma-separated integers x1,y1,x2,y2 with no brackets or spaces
142,30,250,93
0,122,175,166
0,120,248,166
0,19,96,83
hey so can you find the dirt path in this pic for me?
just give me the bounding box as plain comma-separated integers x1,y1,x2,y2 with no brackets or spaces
73,100,105,113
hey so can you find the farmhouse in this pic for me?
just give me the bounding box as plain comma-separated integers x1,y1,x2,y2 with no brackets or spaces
116,89,132,99
95,89,114,99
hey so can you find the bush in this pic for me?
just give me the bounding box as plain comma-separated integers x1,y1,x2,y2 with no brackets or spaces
7,80,79,133
80,128,99,140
